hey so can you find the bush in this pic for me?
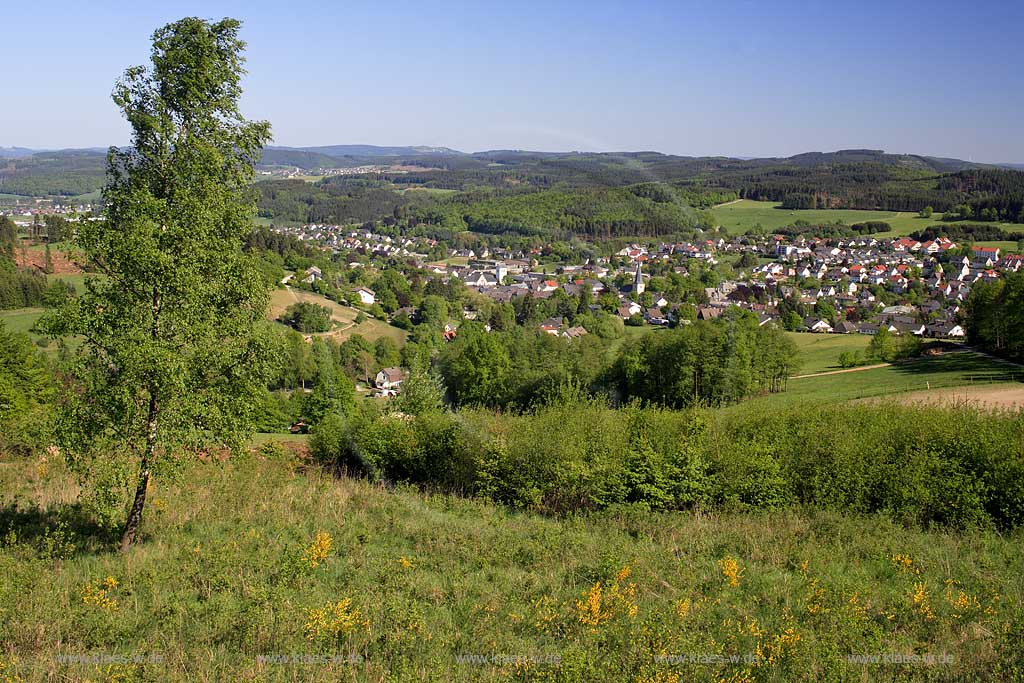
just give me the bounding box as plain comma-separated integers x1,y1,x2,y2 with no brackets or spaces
279,301,332,333
335,400,1024,530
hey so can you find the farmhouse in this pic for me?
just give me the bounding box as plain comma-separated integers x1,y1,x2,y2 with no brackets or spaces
375,367,405,390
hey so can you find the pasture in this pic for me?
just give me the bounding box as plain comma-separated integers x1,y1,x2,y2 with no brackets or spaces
268,286,408,346
755,350,1021,407
712,199,1021,245
787,331,871,375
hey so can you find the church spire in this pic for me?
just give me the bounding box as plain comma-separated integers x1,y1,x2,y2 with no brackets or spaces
633,261,645,295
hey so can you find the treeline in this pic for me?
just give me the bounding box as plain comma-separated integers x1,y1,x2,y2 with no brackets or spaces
435,311,797,411
0,151,106,196
0,258,75,310
911,223,1024,244
965,272,1024,360
613,310,798,406
311,399,1024,530
425,187,712,238
0,322,54,454
244,225,318,259
936,169,1024,222
702,163,1024,220
255,179,434,224
765,220,892,239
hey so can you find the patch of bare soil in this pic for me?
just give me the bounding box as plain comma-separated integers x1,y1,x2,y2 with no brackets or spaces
859,384,1024,411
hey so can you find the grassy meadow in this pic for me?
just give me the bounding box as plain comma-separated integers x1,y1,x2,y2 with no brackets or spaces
269,287,408,346
0,449,1021,682
787,332,871,375
755,350,1021,406
712,199,1021,246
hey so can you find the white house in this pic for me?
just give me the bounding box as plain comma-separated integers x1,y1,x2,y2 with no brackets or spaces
354,287,376,305
375,367,405,390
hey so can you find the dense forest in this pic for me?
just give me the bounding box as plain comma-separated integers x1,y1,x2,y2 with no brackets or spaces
0,150,105,196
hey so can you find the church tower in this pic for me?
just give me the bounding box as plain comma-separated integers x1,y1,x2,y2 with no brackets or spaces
633,261,645,296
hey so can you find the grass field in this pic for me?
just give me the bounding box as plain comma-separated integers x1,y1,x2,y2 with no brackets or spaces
787,332,871,375
0,308,45,337
713,199,1022,246
0,451,1021,681
754,350,1021,407
269,287,408,346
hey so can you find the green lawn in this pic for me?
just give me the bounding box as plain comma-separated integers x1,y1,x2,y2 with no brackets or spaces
713,199,1022,242
787,332,871,375
758,350,1021,406
0,308,44,337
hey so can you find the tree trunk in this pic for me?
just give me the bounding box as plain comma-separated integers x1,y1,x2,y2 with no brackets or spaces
120,393,158,553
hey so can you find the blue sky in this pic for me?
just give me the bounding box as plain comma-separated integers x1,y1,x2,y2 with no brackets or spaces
2,0,1022,161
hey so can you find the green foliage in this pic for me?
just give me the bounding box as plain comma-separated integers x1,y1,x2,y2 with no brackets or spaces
330,398,1024,530
37,17,277,548
965,273,1024,360
0,323,53,454
866,328,898,362
279,301,332,333
615,310,798,407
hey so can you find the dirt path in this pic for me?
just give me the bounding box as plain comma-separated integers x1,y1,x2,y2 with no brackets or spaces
859,384,1024,410
714,198,743,207
792,363,890,379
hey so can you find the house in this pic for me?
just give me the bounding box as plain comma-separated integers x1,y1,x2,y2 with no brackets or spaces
999,254,1024,272
644,307,669,326
803,317,834,333
617,302,643,319
304,265,323,284
375,367,405,390
696,306,721,321
893,321,926,336
926,322,965,338
539,317,564,335
561,326,589,339
835,320,859,334
354,287,376,305
972,246,1001,263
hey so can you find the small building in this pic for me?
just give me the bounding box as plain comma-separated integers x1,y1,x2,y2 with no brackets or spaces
354,287,376,305
375,367,405,390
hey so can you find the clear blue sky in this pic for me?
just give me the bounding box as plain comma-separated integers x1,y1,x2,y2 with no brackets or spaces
3,0,1022,161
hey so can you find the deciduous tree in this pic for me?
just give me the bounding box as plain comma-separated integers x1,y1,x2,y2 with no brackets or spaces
40,17,276,552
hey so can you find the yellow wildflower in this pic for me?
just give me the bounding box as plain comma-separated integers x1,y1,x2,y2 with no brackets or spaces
398,555,415,569
912,581,936,621
302,530,333,569
719,556,742,587
575,571,638,631
304,598,369,641
81,577,119,612
892,553,920,574
675,597,691,618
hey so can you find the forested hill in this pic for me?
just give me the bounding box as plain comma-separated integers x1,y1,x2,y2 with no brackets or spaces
4,146,1024,224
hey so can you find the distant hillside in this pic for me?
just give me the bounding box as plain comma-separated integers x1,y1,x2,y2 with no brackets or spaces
0,149,106,196
0,147,37,159
4,145,1022,219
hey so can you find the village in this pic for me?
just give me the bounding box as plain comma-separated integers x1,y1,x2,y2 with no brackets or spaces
274,221,1024,345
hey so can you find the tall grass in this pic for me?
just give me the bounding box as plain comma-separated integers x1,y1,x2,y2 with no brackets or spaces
1,452,1022,682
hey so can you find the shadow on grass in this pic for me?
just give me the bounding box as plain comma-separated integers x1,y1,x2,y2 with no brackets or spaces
888,350,1024,385
0,502,119,557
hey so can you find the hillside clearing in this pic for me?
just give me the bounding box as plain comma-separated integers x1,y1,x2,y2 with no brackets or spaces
0,453,1021,681
713,199,1021,242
